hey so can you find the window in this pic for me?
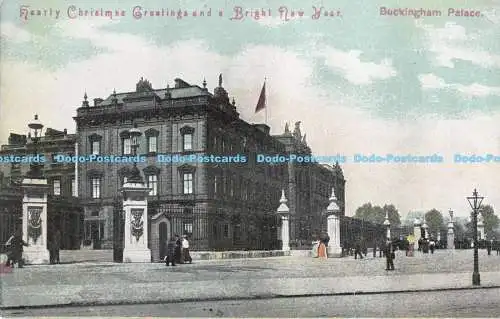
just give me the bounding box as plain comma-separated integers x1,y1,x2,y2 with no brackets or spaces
91,178,101,199
180,126,195,151
223,224,229,238
183,134,193,151
71,178,77,197
183,173,193,194
230,177,234,197
91,141,100,155
147,175,158,196
214,175,218,195
148,136,157,153
122,138,131,155
91,211,99,217
53,179,61,195
100,221,105,240
183,222,193,236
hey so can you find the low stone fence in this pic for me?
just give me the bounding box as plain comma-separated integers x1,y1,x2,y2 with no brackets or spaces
190,250,291,260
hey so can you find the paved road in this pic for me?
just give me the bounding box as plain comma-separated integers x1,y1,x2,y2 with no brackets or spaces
2,249,500,308
4,289,500,317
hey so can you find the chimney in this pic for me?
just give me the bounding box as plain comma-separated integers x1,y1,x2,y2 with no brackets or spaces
253,124,270,135
94,98,104,106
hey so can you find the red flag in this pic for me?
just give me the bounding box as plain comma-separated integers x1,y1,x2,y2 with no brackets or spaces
255,82,266,113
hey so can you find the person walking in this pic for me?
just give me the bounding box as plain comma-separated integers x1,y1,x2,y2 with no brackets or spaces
429,239,435,254
6,229,28,268
182,234,192,264
174,234,182,264
385,239,395,271
164,237,177,266
354,239,364,260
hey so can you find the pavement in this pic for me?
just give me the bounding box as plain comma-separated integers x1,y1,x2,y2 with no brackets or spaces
1,249,500,309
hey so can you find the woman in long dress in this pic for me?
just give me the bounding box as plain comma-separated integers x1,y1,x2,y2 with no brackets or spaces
317,239,328,258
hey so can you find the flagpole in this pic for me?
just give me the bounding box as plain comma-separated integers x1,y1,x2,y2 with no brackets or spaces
264,77,268,125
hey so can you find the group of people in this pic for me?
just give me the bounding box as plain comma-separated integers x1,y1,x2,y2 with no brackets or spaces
311,233,329,258
164,234,192,266
313,235,396,270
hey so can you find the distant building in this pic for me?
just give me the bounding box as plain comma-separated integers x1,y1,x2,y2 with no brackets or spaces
403,211,424,226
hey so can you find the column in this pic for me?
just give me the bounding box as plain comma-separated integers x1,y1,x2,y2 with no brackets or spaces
422,217,429,239
277,190,290,251
22,178,50,264
122,181,152,262
326,188,342,257
383,212,391,240
413,218,422,251
478,215,485,240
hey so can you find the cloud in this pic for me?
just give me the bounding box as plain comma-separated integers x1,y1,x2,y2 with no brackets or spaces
1,21,499,220
419,73,500,97
317,48,397,85
417,21,500,68
0,22,33,42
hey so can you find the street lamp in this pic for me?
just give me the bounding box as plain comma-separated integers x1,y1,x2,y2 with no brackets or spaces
467,188,484,286
26,114,44,178
127,124,143,183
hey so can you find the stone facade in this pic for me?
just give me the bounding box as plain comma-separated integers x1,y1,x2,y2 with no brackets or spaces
74,75,346,253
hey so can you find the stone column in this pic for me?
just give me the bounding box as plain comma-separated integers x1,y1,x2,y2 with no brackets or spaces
277,190,290,251
326,188,342,257
22,177,50,264
478,214,485,240
422,217,429,239
447,210,454,249
413,218,422,250
122,181,152,262
383,211,391,240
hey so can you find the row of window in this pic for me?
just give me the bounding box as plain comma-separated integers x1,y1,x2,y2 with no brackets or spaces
89,132,193,155
90,172,194,198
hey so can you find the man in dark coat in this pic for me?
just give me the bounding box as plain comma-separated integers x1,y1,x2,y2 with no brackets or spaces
6,229,28,268
174,234,182,264
165,237,177,266
385,239,395,271
50,230,61,264
354,239,364,259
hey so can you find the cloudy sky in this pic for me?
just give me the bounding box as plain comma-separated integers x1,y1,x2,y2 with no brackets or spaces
1,0,499,218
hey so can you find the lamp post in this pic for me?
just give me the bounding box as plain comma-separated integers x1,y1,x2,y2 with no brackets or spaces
127,124,143,183
26,115,44,178
467,188,484,286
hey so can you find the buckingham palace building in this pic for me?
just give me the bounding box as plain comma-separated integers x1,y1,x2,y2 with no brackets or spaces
1,74,345,260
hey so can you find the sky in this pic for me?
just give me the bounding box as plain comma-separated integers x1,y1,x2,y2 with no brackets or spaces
1,0,499,219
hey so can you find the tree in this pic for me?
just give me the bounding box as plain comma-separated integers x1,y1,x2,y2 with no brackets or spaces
454,222,466,240
383,204,401,227
354,203,401,225
425,209,444,237
480,205,499,239
465,205,499,239
354,203,383,224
